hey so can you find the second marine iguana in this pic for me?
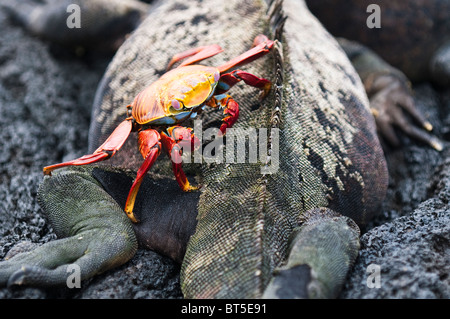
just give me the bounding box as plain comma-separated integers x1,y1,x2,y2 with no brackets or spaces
306,0,450,87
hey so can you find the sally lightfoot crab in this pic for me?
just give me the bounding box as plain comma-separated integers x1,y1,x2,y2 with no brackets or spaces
43,35,274,223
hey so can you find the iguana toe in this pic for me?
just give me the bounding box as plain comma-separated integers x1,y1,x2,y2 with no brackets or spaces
7,266,36,287
7,269,26,287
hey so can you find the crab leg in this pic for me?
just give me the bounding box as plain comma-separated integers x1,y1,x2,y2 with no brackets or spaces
217,35,274,74
166,44,223,70
161,126,199,192
124,129,161,223
217,70,272,97
167,34,273,72
43,119,133,175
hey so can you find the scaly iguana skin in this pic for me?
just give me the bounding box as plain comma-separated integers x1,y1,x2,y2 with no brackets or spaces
0,0,438,298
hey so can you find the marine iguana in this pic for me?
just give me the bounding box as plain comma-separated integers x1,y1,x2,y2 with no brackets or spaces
0,0,443,298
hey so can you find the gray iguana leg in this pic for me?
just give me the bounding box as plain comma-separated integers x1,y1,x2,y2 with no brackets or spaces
430,41,450,87
0,167,138,287
263,208,360,299
0,165,199,287
339,38,443,151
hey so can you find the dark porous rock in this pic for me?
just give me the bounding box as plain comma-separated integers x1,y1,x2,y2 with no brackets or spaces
340,165,450,298
72,250,183,299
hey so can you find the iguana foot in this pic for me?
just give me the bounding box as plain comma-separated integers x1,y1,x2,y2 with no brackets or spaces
0,167,138,287
262,208,360,299
0,165,200,288
338,38,444,151
1,234,134,287
366,73,443,151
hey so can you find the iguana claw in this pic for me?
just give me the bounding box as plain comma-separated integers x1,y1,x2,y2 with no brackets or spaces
367,73,443,151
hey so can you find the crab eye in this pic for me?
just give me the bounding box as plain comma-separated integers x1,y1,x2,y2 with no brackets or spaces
171,99,182,110
213,71,220,82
